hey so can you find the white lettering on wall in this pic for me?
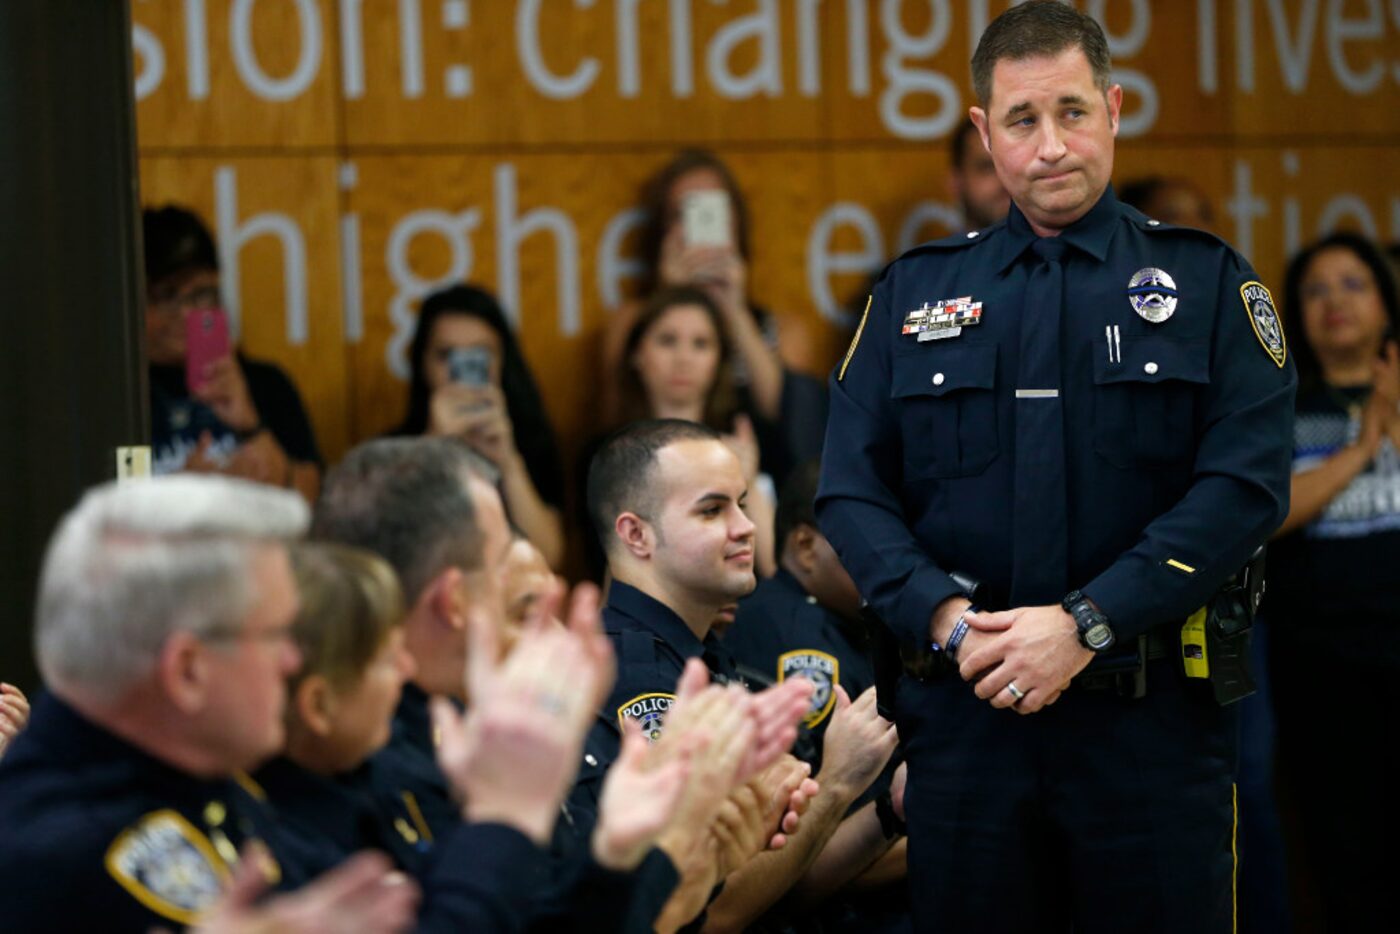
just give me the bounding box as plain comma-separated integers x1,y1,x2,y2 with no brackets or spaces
808,203,884,327
494,163,582,336
230,0,322,102
706,0,783,99
880,0,959,139
598,208,646,310
215,167,310,345
184,0,211,100
385,208,482,377
517,0,600,99
133,24,165,101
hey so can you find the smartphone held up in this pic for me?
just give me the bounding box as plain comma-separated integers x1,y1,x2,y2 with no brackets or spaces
682,190,732,248
185,305,230,393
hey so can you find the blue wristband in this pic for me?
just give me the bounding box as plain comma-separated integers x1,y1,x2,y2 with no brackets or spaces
946,605,979,662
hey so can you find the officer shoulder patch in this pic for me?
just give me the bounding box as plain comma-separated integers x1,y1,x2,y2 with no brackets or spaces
104,809,230,924
778,649,839,728
1240,281,1286,368
616,692,676,743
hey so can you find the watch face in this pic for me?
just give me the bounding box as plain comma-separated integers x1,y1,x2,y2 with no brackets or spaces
1086,623,1114,649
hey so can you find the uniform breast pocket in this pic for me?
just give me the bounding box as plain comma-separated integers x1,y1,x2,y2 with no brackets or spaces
891,344,999,480
1092,336,1209,469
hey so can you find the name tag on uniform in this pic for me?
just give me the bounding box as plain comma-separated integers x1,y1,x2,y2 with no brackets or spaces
902,296,983,342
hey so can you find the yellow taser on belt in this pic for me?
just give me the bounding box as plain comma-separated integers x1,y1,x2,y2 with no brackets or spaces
1181,608,1209,679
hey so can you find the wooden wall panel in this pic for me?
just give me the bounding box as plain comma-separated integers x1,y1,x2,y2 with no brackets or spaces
135,0,339,149
132,1,1400,466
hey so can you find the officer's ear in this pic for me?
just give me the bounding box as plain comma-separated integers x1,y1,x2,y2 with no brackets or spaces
293,675,336,738
158,629,211,714
1105,84,1123,136
969,106,991,153
424,566,468,634
614,511,654,560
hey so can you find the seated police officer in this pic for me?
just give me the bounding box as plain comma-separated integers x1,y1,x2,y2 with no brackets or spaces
0,476,418,932
253,538,634,933
584,419,899,931
310,437,697,932
723,460,912,930
725,460,879,764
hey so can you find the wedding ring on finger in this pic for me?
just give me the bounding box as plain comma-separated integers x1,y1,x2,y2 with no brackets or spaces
1005,682,1026,703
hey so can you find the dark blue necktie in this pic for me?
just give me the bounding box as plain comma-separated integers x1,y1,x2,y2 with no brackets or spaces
1010,238,1069,606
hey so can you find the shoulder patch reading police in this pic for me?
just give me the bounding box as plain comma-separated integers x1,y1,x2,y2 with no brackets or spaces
617,692,676,742
837,295,871,382
778,650,839,728
1240,281,1286,367
104,809,230,924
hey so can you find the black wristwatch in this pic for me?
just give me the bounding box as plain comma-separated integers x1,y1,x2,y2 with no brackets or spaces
1062,590,1116,652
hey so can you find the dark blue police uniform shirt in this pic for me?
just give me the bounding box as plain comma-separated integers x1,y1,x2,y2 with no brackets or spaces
723,569,876,759
817,188,1296,647
557,581,742,931
254,756,433,877
383,678,677,933
599,581,741,758
255,753,556,934
379,683,461,838
0,693,306,932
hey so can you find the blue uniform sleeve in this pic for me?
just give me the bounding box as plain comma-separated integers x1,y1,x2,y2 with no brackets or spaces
1083,253,1297,636
816,276,966,648
415,821,547,933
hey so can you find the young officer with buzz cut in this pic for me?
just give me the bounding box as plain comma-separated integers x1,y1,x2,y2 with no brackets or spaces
818,2,1296,932
584,419,899,932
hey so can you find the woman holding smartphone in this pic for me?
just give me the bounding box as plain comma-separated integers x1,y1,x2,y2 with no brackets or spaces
599,150,826,487
142,206,323,503
1267,231,1400,929
392,284,566,569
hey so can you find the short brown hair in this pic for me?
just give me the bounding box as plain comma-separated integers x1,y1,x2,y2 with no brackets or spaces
288,542,404,690
971,0,1112,107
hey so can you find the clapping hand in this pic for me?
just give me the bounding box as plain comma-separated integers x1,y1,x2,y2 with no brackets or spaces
431,583,614,845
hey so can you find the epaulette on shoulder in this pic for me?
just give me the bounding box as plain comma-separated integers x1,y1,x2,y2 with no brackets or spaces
1124,206,1244,261
867,221,1005,290
897,221,1005,262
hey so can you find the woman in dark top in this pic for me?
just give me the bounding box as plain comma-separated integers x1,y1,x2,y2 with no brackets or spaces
580,286,776,582
1267,231,1400,931
392,284,566,568
144,205,323,503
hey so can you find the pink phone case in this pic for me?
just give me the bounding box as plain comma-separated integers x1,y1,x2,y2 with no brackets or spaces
185,306,231,392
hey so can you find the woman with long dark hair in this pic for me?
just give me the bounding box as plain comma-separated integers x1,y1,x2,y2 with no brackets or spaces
392,284,566,568
1267,231,1400,930
599,150,826,485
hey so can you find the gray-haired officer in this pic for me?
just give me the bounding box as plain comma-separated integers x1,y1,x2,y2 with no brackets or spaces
0,476,420,932
816,3,1295,932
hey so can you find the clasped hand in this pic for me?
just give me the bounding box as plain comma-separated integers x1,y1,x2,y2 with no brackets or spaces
948,603,1094,715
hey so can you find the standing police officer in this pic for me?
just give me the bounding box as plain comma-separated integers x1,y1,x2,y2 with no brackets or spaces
816,3,1296,932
